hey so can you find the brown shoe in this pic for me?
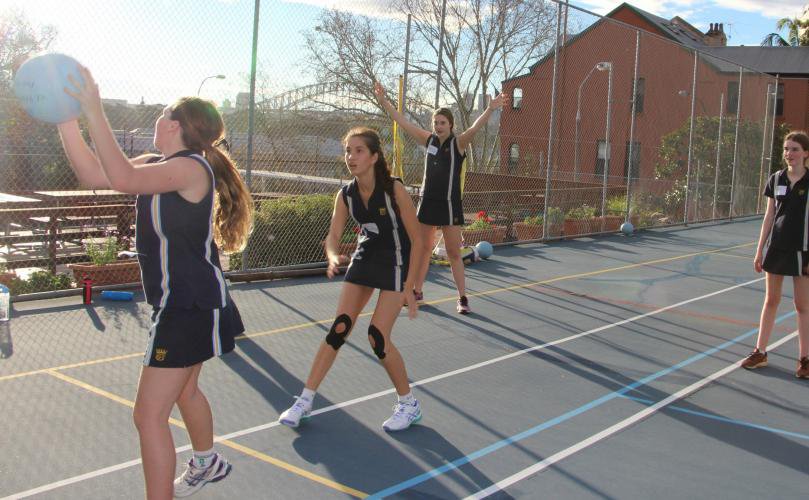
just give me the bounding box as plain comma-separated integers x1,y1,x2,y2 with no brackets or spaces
796,357,809,379
741,349,768,369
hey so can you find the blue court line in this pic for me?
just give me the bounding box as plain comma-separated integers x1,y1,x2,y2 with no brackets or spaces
367,310,796,499
619,394,809,442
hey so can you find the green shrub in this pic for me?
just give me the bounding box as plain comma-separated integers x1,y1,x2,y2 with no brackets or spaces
85,237,123,266
8,271,73,296
566,205,597,220
606,195,636,216
546,206,565,225
241,194,335,268
523,214,543,226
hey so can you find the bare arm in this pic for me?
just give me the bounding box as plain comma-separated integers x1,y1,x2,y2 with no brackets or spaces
394,181,422,319
456,92,509,152
754,197,775,273
56,120,111,188
326,191,350,279
64,66,207,196
374,81,431,145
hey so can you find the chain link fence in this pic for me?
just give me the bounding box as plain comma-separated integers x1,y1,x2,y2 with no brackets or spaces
0,0,785,296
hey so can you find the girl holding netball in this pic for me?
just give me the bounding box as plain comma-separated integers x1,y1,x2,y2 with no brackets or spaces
58,66,252,498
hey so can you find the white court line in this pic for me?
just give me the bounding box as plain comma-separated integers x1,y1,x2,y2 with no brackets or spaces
3,277,763,499
464,331,798,499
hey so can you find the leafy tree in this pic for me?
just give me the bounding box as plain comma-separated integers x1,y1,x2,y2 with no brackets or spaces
761,17,809,46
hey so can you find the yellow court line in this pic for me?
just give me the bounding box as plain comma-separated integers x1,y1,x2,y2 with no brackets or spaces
0,241,755,383
45,370,368,498
712,251,754,261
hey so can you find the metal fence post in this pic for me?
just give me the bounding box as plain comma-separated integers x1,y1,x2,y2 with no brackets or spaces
542,1,562,240
712,93,724,219
729,67,743,219
625,31,640,223
683,51,698,224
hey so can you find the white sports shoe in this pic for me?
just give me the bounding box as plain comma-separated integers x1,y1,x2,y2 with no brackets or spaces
382,399,422,431
278,396,312,428
173,452,231,498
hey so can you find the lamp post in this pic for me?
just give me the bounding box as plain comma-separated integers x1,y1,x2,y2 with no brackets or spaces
197,74,225,96
574,61,612,182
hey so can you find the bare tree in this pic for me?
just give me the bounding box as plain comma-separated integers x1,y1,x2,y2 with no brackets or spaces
302,0,556,170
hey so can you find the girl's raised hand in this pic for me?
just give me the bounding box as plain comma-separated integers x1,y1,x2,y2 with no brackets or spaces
373,81,387,101
488,92,509,110
63,65,104,117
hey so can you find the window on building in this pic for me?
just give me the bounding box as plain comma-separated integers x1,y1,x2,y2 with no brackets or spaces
512,87,523,109
624,141,641,178
595,140,609,176
768,83,784,116
727,81,739,114
633,78,645,114
508,143,520,173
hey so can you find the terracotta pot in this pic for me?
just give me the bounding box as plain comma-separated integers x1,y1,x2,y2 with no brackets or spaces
603,215,624,231
461,225,507,245
69,260,142,286
513,222,543,241
563,217,603,237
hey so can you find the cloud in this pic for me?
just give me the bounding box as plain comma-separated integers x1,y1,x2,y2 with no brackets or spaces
713,0,805,19
280,0,404,20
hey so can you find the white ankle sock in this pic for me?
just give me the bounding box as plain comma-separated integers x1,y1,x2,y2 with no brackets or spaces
192,447,215,468
301,387,316,402
398,392,415,404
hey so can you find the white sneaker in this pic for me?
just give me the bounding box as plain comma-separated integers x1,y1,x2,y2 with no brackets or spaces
278,396,312,428
173,452,231,498
382,399,422,431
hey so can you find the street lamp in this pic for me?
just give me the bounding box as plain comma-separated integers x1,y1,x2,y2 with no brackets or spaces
574,61,612,182
197,74,225,96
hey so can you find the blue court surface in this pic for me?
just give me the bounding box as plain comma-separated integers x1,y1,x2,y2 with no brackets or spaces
2,216,808,499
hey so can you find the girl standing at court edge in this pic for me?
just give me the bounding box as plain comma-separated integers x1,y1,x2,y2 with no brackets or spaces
58,66,253,499
374,81,507,314
743,130,809,378
278,127,425,432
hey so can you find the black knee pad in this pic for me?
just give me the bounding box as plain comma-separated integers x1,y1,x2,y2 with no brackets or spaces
367,324,386,360
325,314,352,351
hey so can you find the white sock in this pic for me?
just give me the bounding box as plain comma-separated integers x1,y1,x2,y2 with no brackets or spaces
192,447,215,468
398,392,415,404
300,387,316,403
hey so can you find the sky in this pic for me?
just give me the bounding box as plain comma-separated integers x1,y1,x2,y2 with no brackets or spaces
2,0,805,106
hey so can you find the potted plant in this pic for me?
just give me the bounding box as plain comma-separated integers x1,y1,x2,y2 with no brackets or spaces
462,211,507,245
605,195,640,231
513,206,565,240
68,237,141,286
564,204,600,237
513,214,544,241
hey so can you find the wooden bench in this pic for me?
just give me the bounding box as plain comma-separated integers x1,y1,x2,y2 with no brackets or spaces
0,204,135,272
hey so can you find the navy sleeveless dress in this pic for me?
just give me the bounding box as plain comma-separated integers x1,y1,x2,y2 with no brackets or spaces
417,133,466,226
136,150,243,367
341,178,411,291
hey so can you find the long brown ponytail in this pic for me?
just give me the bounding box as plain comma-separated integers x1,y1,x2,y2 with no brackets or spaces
343,127,396,203
170,97,253,253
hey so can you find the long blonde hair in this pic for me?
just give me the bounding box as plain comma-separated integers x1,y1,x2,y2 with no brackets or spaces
170,97,253,252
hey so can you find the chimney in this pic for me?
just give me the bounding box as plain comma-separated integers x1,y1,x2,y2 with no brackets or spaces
704,22,727,47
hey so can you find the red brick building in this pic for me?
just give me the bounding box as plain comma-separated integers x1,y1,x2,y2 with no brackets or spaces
499,2,809,182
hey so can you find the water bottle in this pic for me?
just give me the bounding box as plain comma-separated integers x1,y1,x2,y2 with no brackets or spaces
0,284,11,358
